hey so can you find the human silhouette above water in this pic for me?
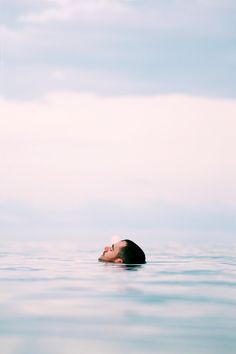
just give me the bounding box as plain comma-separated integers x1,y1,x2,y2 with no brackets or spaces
98,239,146,264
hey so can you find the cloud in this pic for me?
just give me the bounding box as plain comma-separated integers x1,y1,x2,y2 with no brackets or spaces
18,0,128,24
1,1,236,242
196,0,236,8
1,1,236,99
50,69,67,81
3,0,235,34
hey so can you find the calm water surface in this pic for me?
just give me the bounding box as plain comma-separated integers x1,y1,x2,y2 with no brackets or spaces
0,242,236,354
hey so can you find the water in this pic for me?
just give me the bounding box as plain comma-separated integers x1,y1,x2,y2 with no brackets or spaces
0,241,236,354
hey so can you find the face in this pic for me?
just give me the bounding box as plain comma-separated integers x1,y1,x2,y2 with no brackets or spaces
98,240,127,263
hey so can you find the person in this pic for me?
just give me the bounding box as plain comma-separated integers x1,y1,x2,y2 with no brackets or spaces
98,239,146,264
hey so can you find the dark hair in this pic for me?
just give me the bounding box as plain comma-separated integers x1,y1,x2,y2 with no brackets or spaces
118,239,146,264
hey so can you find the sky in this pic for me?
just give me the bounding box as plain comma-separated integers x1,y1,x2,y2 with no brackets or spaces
0,0,236,246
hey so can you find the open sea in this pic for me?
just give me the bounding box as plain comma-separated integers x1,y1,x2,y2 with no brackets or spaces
0,241,235,354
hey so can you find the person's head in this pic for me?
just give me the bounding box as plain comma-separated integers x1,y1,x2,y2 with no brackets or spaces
98,239,146,264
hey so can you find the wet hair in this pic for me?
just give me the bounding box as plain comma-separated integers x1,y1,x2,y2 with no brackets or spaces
118,239,146,264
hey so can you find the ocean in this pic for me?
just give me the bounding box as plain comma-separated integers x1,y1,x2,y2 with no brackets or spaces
0,241,235,354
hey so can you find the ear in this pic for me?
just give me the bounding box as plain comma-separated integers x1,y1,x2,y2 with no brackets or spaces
114,258,123,263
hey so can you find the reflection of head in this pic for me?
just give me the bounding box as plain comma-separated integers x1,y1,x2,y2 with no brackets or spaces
122,264,143,271
98,239,146,264
119,239,146,264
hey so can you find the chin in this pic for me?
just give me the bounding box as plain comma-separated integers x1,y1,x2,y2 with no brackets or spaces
98,256,107,262
98,256,112,262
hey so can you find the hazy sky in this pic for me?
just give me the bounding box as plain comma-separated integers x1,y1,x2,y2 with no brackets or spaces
1,0,236,99
1,0,236,246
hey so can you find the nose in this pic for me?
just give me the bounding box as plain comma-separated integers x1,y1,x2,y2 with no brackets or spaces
104,246,110,252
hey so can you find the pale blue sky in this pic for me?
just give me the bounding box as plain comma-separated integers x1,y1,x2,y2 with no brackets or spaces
0,1,236,246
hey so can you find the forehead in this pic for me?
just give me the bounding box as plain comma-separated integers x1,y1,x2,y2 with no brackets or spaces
115,240,127,249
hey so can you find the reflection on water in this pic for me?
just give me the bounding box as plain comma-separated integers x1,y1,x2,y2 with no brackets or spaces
0,241,236,354
102,262,144,271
